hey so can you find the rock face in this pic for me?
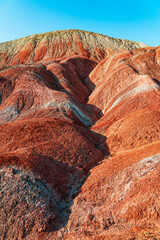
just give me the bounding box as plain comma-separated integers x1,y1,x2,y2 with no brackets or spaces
0,30,160,239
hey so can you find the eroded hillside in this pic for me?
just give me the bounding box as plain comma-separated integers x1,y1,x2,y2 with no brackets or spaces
0,30,160,240
0,29,147,69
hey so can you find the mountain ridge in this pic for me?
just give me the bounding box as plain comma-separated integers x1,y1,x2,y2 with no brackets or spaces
0,29,148,46
0,29,148,69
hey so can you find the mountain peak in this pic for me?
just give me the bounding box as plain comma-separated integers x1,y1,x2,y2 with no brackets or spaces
0,29,147,69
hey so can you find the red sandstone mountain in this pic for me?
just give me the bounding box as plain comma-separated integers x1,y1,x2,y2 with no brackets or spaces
0,30,160,239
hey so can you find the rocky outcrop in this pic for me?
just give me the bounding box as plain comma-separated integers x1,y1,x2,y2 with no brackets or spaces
0,30,160,239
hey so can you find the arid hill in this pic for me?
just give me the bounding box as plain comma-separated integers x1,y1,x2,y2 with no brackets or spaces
0,29,147,69
0,30,160,239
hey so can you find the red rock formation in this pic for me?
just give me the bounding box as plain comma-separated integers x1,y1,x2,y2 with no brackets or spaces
0,30,160,239
0,29,147,69
89,48,160,134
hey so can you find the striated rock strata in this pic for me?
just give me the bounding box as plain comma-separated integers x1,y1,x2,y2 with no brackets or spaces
0,30,160,239
0,29,147,69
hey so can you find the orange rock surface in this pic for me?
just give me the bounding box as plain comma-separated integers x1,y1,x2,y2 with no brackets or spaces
0,30,160,239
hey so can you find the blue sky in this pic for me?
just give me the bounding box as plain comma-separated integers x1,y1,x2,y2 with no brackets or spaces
0,0,160,46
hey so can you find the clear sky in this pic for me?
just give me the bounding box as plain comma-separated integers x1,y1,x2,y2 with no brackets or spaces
0,0,160,46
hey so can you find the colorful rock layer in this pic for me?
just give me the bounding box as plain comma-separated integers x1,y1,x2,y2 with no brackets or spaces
1,30,160,239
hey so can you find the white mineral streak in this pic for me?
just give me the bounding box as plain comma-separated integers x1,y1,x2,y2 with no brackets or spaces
104,75,157,114
44,100,92,127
